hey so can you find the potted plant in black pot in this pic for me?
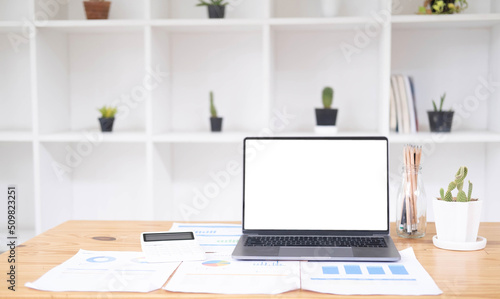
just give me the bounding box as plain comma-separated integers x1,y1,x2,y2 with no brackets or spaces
196,0,228,19
209,91,223,132
428,93,454,133
315,86,338,134
83,0,112,19
98,105,117,132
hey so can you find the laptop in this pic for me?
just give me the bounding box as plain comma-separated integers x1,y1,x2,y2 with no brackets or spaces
232,136,400,261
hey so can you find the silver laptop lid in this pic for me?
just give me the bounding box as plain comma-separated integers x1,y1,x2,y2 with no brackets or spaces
242,137,389,235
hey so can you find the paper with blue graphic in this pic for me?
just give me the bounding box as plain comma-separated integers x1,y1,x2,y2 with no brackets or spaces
169,222,241,254
164,253,300,294
25,250,180,292
301,247,442,295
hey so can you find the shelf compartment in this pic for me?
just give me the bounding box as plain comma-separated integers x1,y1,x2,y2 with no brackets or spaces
0,31,32,132
36,28,147,134
272,29,382,133
39,142,149,232
34,0,146,21
391,27,493,133
151,29,265,134
155,143,242,221
150,0,269,20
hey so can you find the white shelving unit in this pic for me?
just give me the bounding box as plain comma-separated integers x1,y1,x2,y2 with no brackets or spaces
2,0,500,239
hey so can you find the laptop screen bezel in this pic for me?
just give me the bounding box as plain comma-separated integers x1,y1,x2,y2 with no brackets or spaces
242,136,390,236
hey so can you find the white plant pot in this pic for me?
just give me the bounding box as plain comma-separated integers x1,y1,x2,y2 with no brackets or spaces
320,0,341,17
314,125,337,135
433,199,482,243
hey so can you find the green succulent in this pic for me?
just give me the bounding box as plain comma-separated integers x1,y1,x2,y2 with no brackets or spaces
196,0,228,6
439,166,474,202
419,0,468,14
210,91,217,118
432,93,447,112
322,87,334,109
98,106,117,118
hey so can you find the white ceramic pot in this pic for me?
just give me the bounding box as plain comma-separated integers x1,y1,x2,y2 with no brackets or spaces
314,125,337,135
433,199,482,243
320,0,341,17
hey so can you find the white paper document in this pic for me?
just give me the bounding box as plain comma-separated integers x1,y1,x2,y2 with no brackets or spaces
169,223,242,254
164,255,300,294
301,247,442,295
25,250,180,292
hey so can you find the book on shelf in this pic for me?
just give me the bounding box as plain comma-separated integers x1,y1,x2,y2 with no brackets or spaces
390,76,403,133
390,74,418,134
408,76,419,131
389,81,397,132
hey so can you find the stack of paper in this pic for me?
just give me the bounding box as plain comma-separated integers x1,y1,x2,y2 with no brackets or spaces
165,223,442,296
26,223,443,296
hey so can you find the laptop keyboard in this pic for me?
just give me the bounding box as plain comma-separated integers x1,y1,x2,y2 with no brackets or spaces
244,236,387,248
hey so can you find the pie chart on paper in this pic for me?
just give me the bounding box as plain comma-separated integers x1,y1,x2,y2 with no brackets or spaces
202,260,231,267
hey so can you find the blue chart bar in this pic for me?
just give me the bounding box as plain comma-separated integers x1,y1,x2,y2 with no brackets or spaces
344,265,362,275
322,266,339,275
389,265,409,275
367,266,385,275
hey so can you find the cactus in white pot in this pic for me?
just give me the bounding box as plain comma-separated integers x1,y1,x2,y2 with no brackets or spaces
433,166,485,250
439,166,473,202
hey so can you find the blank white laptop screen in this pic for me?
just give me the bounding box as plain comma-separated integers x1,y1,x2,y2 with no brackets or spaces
244,139,388,231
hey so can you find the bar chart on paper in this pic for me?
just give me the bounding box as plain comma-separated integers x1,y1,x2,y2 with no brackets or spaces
300,248,442,295
315,264,413,281
320,264,410,281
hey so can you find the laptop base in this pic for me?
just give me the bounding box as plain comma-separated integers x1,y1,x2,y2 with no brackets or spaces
232,235,400,262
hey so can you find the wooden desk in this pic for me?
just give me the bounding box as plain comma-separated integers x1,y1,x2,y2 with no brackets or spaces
1,221,499,298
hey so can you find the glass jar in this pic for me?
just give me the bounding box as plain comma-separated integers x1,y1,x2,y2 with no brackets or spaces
396,165,426,238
